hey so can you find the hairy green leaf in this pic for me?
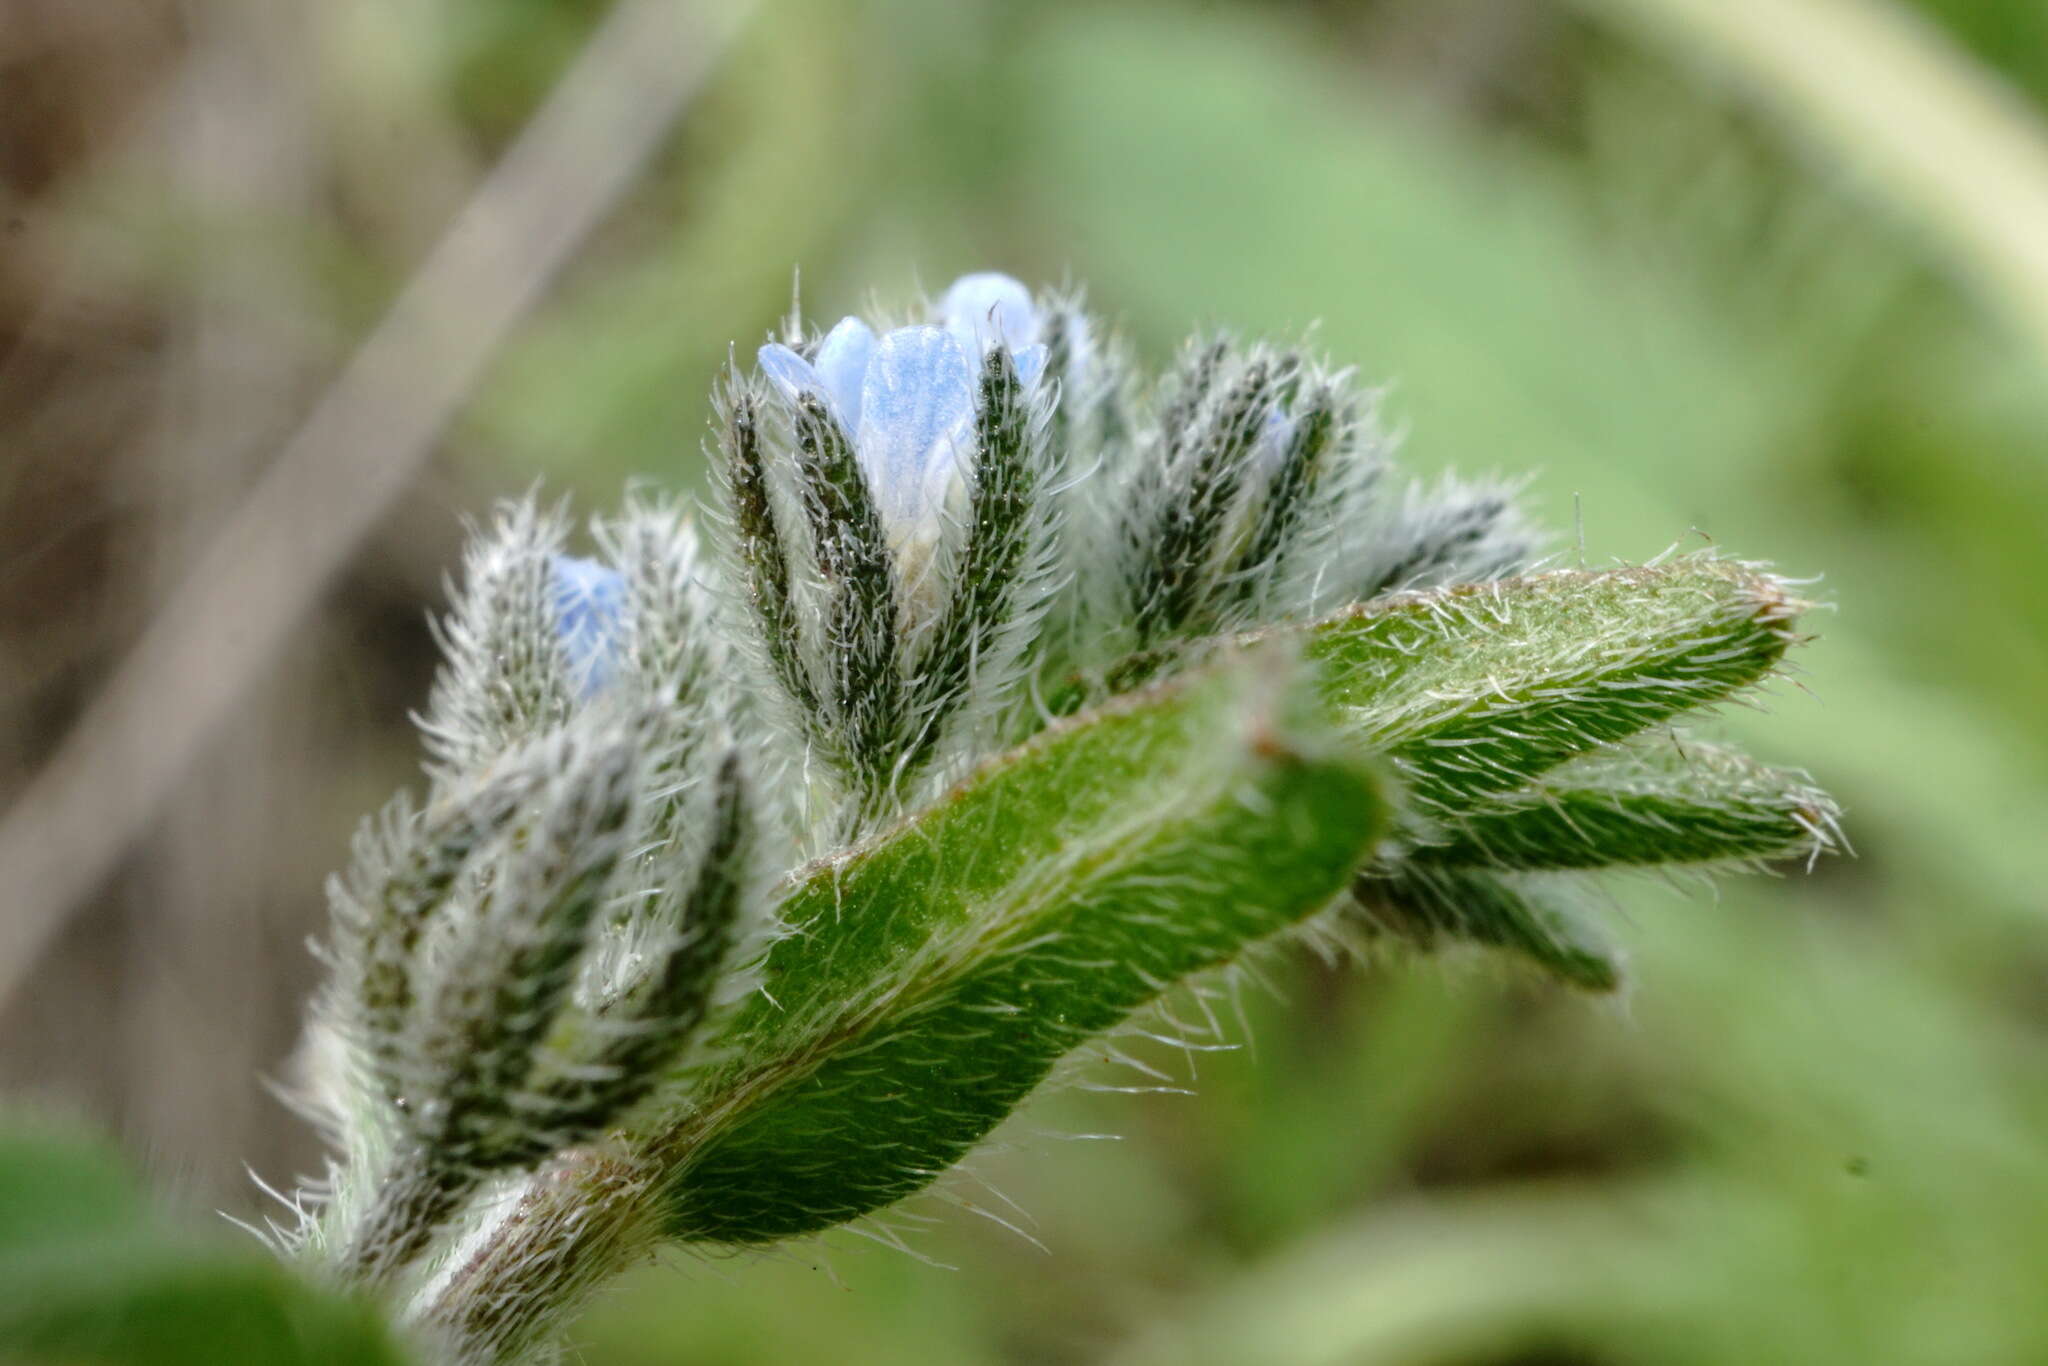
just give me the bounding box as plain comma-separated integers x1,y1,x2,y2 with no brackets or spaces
1303,558,1803,814
653,645,1390,1243
1350,863,1620,992
1416,734,1843,870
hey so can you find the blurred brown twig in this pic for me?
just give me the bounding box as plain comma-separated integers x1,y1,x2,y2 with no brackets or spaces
0,0,756,1015
1579,0,2048,367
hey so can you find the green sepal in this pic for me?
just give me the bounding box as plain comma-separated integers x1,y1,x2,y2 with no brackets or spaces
652,644,1390,1243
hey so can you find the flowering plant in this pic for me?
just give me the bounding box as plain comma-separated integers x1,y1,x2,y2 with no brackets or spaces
285,273,1837,1364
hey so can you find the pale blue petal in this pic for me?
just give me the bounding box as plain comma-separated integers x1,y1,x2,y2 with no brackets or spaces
757,342,824,410
938,272,1039,353
812,317,875,429
921,415,978,520
551,554,628,697
856,326,976,525
1013,343,1048,389
1254,409,1299,476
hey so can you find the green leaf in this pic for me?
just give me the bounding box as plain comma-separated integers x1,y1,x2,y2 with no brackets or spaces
0,1118,408,1366
653,644,1391,1243
1,1242,408,1366
1350,864,1621,993
0,1118,147,1251
1414,734,1844,870
1302,559,1803,815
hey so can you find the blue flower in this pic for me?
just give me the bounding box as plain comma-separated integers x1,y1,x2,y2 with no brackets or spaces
551,554,628,697
756,273,1047,539
936,272,1041,356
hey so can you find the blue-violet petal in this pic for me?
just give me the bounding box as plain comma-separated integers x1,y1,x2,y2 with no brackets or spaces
855,326,978,525
812,317,876,429
550,554,628,697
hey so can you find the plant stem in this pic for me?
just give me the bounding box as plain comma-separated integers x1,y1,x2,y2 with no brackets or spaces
1580,0,2048,367
415,1147,660,1366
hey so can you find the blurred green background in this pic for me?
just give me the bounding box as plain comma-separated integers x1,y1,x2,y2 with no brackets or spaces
4,0,2048,1362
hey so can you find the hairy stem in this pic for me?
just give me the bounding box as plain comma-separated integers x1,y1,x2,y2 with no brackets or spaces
417,1149,661,1366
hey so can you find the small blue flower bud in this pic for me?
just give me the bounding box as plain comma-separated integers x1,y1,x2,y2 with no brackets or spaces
852,324,976,528
550,554,627,697
811,316,875,428
755,272,1049,547
938,271,1040,353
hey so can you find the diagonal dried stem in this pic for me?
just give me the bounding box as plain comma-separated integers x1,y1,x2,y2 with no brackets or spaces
0,0,757,1016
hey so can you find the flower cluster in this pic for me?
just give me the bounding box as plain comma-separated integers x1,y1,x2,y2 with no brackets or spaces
314,497,757,1292
711,272,1535,834
290,271,1836,1366
757,272,1049,540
